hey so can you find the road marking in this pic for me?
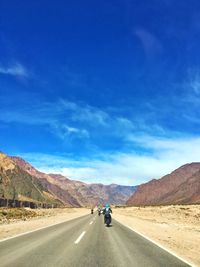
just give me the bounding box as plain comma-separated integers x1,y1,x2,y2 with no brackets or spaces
89,221,93,225
114,219,196,267
0,214,89,243
74,231,86,244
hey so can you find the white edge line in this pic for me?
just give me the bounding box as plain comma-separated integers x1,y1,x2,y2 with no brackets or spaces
114,218,196,267
74,231,86,244
0,213,88,243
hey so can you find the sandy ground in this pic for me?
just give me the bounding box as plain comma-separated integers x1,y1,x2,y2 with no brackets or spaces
113,205,200,267
0,208,89,240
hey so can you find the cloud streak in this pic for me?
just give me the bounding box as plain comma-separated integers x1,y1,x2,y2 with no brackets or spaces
0,63,28,78
0,98,136,142
19,134,200,185
134,28,163,60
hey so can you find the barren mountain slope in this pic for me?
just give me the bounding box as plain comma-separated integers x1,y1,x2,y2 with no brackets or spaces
12,156,136,206
127,163,200,205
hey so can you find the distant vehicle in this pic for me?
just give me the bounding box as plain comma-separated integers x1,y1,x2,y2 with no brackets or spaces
91,208,94,214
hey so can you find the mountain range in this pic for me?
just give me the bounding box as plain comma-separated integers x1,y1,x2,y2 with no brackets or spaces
0,152,61,206
1,150,199,208
0,152,136,207
127,163,200,206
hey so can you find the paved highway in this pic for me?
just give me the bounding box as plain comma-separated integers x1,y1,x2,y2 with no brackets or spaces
0,212,191,267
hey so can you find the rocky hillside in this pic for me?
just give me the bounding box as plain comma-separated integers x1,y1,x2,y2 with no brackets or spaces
11,156,83,207
127,163,200,206
11,155,137,206
0,153,62,206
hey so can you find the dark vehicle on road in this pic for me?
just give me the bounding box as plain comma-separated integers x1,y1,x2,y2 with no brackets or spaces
98,208,101,216
103,203,112,227
104,213,111,227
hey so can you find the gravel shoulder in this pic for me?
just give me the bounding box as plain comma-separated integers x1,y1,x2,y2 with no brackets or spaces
113,205,200,267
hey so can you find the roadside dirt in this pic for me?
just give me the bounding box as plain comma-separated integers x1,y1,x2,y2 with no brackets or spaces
113,205,200,267
0,208,89,240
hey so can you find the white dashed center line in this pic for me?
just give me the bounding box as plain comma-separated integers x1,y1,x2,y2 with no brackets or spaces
74,231,86,244
89,221,93,225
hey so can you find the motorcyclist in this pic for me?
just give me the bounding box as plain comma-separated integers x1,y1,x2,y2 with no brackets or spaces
98,207,101,216
103,203,112,223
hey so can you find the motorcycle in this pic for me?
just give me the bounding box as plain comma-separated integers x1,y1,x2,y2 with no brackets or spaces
91,209,94,214
98,210,101,216
104,213,111,227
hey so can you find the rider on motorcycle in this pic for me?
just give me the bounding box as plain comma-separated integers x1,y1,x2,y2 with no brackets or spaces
98,207,101,215
103,203,112,223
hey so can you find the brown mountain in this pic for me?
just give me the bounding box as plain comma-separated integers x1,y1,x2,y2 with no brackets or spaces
0,152,62,206
11,156,136,206
127,163,200,206
48,174,137,206
11,156,82,207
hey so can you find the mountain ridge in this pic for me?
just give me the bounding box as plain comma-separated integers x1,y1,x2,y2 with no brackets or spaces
0,153,63,206
127,162,200,206
2,153,137,206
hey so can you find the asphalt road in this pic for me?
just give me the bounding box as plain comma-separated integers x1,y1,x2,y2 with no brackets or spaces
0,212,191,267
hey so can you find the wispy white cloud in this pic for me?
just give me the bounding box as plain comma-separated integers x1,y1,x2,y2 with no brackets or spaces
58,125,90,139
0,99,135,141
60,99,109,126
181,68,200,106
2,95,197,148
187,69,200,95
19,134,200,185
178,68,200,124
134,28,163,60
2,93,200,155
0,63,28,77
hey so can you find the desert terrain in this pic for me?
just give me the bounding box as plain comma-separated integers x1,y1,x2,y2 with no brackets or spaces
0,207,89,240
113,205,200,266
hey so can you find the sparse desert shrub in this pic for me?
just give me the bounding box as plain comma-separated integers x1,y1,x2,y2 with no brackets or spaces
0,208,37,223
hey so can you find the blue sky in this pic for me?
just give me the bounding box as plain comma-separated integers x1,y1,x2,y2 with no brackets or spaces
1,0,200,185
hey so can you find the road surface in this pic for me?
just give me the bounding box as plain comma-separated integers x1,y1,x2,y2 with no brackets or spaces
0,213,191,267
